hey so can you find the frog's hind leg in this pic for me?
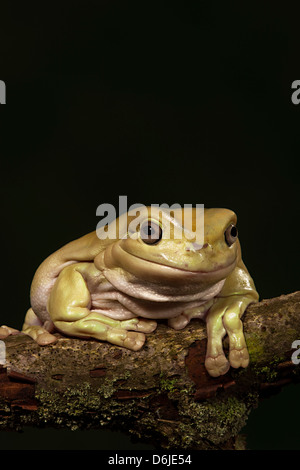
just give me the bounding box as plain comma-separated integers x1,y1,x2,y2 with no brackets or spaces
49,265,147,351
22,308,58,346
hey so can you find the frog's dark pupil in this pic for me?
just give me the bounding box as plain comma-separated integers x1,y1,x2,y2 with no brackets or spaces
142,224,152,236
141,222,162,244
231,226,237,237
142,223,155,238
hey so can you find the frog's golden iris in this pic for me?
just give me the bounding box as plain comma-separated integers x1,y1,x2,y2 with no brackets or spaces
140,220,162,245
224,224,238,246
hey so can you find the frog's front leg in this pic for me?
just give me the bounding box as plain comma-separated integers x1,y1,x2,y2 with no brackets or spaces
48,264,156,351
204,304,230,377
168,300,230,376
205,296,253,377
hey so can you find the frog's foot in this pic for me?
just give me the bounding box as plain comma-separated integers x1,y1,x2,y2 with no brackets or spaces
121,318,157,334
205,354,230,378
22,308,57,346
23,325,58,346
229,347,249,369
54,315,147,352
108,329,146,351
0,325,20,339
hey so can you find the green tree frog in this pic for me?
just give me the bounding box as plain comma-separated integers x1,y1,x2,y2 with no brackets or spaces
0,207,258,377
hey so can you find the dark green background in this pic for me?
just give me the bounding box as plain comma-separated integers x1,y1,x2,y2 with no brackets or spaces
0,0,299,450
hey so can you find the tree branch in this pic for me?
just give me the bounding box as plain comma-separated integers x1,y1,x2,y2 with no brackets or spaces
1,291,299,450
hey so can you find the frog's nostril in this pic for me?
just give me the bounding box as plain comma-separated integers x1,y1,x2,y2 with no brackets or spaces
185,242,207,252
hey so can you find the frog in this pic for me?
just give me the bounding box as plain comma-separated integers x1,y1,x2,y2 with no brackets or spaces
0,206,258,377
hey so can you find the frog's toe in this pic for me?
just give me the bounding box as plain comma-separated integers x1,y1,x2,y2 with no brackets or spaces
120,318,157,333
135,319,157,333
168,314,189,330
123,332,146,351
22,324,58,345
229,347,249,369
205,354,230,377
35,332,58,346
0,325,20,339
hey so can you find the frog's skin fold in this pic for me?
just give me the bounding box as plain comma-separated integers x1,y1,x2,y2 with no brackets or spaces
1,207,259,377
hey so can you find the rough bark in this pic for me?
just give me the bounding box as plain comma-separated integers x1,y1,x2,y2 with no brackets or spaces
0,291,300,450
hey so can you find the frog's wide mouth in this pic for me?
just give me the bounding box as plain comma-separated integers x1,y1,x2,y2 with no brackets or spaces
104,243,237,284
130,250,237,275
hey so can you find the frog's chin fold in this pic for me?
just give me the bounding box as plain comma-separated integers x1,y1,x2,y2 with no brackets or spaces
97,243,237,285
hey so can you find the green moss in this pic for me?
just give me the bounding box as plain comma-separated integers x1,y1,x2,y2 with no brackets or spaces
246,333,265,363
99,378,116,399
175,391,259,447
34,376,149,433
251,355,285,382
159,373,178,393
257,366,277,381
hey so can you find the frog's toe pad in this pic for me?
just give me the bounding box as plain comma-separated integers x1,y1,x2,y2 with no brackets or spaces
35,332,58,346
0,325,20,339
124,332,146,351
135,319,157,333
205,354,230,377
229,348,249,369
168,315,189,330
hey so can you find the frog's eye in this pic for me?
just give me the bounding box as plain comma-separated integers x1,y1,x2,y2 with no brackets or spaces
224,224,238,246
140,220,163,245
